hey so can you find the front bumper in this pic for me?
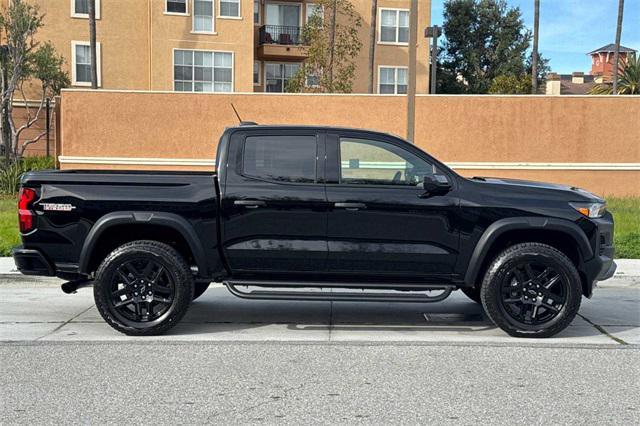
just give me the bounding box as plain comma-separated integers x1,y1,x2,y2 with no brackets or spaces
580,214,616,297
12,247,55,276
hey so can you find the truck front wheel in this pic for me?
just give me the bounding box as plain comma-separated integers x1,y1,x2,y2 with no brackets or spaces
93,240,194,336
480,243,582,338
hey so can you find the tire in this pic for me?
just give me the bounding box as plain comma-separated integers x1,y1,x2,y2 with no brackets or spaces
192,282,211,301
480,242,582,338
93,240,194,336
461,286,482,304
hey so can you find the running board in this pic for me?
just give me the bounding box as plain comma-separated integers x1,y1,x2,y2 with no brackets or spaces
224,281,454,303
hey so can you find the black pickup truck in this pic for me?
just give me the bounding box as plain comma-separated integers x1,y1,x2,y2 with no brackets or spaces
13,124,616,337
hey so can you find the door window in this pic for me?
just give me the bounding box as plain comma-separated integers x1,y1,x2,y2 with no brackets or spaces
339,138,442,186
243,136,317,183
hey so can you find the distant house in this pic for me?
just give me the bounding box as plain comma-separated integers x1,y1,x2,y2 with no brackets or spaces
546,44,637,95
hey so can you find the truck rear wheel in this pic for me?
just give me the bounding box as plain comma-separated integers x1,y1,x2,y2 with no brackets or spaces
93,240,194,336
480,243,582,338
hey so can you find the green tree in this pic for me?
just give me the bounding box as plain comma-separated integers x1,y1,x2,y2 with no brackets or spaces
488,74,532,94
0,0,69,161
287,0,363,93
590,54,639,95
438,0,539,94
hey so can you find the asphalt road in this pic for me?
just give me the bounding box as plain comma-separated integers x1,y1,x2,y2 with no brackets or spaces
1,276,639,424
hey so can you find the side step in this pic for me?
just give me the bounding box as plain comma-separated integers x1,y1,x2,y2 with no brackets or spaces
224,281,454,303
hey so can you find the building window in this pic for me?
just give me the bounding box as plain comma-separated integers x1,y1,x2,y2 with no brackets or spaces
220,0,240,18
265,63,300,92
71,0,101,19
306,3,323,23
378,66,407,94
379,8,409,44
254,0,260,24
174,50,233,92
193,0,214,32
71,41,101,86
253,61,261,85
166,0,188,14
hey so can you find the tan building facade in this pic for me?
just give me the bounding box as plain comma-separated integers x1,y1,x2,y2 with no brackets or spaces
7,0,431,97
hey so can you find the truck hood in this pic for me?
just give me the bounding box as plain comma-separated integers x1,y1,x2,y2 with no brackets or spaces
470,176,604,202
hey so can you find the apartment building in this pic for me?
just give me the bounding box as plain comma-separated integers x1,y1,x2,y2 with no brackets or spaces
7,0,431,97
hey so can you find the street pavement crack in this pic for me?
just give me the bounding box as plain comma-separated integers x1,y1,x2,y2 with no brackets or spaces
577,313,629,345
208,384,304,420
34,304,95,341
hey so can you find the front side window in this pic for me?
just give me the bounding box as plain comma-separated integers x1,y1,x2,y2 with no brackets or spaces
243,136,317,183
174,50,233,92
339,138,441,186
379,67,407,94
166,0,188,14
379,9,409,43
193,0,214,32
265,63,300,92
220,0,240,17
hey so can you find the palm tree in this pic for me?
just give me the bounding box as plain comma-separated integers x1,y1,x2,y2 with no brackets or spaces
590,54,639,95
531,0,539,94
612,0,625,94
88,0,98,89
367,0,378,93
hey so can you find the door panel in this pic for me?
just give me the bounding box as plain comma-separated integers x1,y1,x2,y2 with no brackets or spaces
325,134,460,281
221,132,329,274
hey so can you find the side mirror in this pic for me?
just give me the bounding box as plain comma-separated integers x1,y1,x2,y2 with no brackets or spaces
421,175,451,197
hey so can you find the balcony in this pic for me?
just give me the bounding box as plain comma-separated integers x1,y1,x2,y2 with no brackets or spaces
257,25,309,61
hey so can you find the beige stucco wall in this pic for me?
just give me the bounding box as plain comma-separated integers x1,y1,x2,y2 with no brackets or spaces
58,90,640,197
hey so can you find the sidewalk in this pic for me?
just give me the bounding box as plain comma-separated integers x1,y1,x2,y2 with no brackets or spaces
2,257,639,279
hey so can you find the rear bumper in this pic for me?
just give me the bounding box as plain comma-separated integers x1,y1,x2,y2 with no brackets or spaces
12,247,55,276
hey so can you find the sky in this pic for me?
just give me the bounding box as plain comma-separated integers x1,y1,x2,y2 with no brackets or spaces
431,0,640,74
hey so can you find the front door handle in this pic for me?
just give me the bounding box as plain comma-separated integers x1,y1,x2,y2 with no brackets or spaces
234,200,266,209
334,202,366,211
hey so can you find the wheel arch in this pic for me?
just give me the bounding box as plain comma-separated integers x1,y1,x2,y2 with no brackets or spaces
464,217,593,294
78,211,208,278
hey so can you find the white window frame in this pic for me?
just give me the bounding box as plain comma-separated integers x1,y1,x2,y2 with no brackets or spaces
377,65,408,95
253,60,261,86
70,0,101,19
219,0,241,19
377,7,409,45
165,0,190,16
71,40,101,87
254,0,261,25
192,0,216,34
172,48,234,93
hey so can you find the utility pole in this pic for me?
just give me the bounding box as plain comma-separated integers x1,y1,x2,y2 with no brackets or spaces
531,0,540,94
425,25,441,95
406,0,418,143
88,0,98,89
367,0,378,93
612,0,625,94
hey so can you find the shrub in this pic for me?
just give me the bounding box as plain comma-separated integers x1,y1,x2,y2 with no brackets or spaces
0,157,55,195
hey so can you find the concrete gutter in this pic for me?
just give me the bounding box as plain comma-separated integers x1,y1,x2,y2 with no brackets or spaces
1,257,639,281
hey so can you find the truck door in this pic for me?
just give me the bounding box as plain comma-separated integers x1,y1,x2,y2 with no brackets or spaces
219,129,329,277
324,132,460,282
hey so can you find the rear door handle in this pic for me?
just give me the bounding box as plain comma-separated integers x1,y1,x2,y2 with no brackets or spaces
334,202,366,211
234,200,266,209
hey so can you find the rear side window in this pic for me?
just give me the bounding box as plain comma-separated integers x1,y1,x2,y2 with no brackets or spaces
243,136,317,183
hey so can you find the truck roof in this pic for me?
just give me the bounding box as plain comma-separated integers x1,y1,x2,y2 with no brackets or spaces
226,124,406,140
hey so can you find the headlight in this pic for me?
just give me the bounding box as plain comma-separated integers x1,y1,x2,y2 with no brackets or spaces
569,202,606,218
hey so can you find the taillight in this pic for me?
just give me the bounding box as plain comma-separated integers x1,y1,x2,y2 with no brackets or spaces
18,188,37,233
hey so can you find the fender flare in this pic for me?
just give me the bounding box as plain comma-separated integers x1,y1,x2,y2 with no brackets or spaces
464,217,594,286
78,211,208,276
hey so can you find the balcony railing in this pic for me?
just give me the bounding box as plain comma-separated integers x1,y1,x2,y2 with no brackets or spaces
259,25,304,46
